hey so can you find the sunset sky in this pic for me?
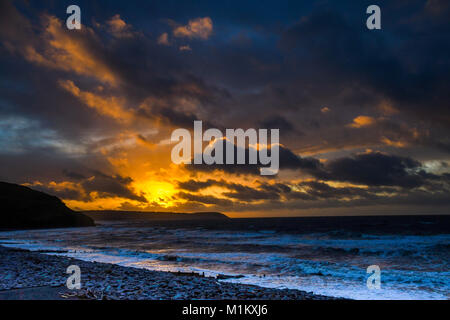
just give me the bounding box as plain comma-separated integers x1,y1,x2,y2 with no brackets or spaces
0,0,449,217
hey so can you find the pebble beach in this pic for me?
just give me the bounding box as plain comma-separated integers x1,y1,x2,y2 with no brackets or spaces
0,246,338,300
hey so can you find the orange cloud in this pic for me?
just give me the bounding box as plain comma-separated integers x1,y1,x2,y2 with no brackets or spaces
173,17,213,40
321,107,331,113
106,14,135,38
59,80,132,121
381,137,407,148
20,15,118,85
157,32,170,45
348,115,377,128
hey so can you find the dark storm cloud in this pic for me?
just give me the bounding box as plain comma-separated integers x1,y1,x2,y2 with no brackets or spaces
258,116,300,136
176,157,450,209
312,152,436,188
175,178,375,204
63,170,87,181
187,140,321,176
0,146,106,184
222,184,281,201
230,180,377,202
136,104,218,130
278,146,321,171
176,191,233,206
297,181,376,200
278,3,450,127
177,179,288,202
258,182,292,194
186,136,447,192
174,176,450,208
185,139,260,175
186,147,450,194
27,168,148,203
0,0,32,44
80,170,147,202
177,179,220,192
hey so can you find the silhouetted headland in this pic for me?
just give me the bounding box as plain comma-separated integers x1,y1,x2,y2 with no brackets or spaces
0,181,94,230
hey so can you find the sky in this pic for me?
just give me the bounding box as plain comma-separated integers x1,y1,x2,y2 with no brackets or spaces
0,0,449,217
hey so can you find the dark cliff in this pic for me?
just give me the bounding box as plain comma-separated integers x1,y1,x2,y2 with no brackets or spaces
0,181,94,229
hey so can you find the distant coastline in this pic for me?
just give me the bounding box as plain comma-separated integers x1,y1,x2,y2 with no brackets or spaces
83,210,229,221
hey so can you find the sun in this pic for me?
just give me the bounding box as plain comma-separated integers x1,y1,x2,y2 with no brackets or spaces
133,180,177,208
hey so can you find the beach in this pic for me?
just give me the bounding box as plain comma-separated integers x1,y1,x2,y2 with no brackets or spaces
0,246,336,300
0,216,448,300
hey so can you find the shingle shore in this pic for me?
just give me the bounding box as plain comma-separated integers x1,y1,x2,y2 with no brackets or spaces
0,246,341,300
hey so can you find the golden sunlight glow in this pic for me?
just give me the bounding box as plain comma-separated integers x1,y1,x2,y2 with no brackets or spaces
133,180,178,208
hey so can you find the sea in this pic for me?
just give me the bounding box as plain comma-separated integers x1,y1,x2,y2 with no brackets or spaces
0,215,449,300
